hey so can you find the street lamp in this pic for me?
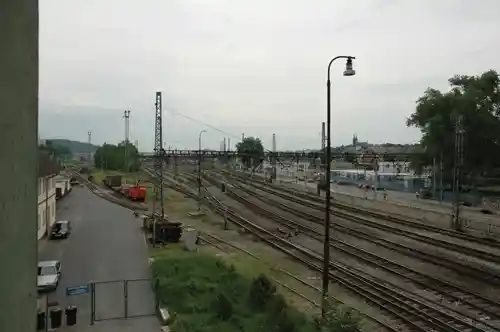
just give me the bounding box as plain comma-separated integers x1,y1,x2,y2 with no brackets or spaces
322,56,356,318
198,130,207,211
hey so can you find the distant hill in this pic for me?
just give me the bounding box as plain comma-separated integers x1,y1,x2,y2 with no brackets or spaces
47,139,98,154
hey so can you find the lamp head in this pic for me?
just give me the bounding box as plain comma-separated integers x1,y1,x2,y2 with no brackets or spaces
343,57,356,76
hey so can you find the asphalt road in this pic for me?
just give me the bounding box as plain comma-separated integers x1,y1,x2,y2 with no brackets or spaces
39,186,159,332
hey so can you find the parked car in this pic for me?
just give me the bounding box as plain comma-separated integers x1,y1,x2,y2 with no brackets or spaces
37,261,61,292
50,220,71,239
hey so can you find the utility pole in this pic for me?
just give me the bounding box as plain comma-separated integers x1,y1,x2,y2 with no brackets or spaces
432,157,436,199
101,142,106,171
87,131,92,166
198,130,207,211
227,138,231,169
439,151,444,202
223,137,227,166
321,122,326,173
123,110,131,172
373,155,380,200
272,133,277,181
152,92,164,247
452,114,465,231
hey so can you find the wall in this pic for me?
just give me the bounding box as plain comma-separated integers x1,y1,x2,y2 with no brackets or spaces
37,176,57,240
0,1,38,331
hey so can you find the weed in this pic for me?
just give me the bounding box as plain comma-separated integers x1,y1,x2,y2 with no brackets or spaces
152,252,317,332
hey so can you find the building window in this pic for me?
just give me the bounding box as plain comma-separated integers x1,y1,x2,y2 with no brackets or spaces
38,213,41,230
47,206,51,223
41,212,45,229
38,179,42,196
52,202,55,216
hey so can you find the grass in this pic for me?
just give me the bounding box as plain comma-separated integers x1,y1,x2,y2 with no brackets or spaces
151,247,318,332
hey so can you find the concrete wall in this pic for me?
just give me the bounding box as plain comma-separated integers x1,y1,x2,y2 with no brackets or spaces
0,1,39,331
37,176,57,240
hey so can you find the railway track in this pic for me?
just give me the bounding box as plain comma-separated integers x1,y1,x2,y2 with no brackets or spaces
218,180,500,331
227,170,500,249
224,171,500,264
199,232,322,308
224,175,500,288
72,171,147,212
159,170,498,332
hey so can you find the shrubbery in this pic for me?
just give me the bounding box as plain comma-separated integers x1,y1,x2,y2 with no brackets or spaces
152,252,361,332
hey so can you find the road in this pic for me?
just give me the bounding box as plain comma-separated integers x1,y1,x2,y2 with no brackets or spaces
38,186,160,332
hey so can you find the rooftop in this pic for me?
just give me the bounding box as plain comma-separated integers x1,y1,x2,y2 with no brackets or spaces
39,152,61,178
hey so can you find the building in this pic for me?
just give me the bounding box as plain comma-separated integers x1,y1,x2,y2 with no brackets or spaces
38,153,60,240
54,173,71,199
1,2,39,330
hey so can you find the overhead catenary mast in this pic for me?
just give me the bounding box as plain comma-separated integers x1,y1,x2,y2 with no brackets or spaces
152,92,165,246
123,109,131,171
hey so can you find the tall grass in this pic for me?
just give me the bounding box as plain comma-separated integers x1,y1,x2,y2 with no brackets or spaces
152,252,318,332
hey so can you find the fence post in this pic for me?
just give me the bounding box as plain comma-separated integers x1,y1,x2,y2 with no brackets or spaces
90,282,95,325
124,280,129,318
154,278,160,310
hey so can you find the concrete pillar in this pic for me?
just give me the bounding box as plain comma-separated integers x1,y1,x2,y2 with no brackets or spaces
0,1,39,331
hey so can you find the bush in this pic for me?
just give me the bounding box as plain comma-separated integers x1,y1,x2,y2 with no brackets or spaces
214,293,233,320
152,252,317,332
248,274,276,308
322,301,362,332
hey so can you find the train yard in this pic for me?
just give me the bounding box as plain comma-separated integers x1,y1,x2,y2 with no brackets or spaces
141,164,500,332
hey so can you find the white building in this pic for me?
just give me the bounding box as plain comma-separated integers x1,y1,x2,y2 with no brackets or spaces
54,174,71,199
38,153,60,240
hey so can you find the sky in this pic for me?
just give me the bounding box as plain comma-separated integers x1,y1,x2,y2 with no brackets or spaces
39,0,500,152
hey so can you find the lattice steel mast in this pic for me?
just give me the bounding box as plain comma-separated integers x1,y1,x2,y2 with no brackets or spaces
152,92,165,244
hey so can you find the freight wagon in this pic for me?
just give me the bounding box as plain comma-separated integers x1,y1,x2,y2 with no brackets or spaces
103,175,147,202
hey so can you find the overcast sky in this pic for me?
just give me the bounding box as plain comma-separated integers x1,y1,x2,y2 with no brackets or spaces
39,0,500,151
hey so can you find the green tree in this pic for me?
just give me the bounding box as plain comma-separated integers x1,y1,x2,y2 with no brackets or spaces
94,141,140,171
236,137,265,169
407,70,500,182
41,140,72,160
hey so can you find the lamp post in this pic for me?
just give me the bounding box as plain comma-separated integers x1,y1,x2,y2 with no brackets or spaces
323,56,356,318
198,130,207,211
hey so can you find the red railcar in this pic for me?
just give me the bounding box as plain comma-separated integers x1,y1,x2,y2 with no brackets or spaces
126,186,147,201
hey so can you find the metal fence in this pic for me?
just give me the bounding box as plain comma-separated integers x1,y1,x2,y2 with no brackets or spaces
90,278,159,324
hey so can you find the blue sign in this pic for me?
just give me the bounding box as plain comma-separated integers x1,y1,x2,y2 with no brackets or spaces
66,285,89,296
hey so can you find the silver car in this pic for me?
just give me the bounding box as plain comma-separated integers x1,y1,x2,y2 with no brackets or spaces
37,261,61,292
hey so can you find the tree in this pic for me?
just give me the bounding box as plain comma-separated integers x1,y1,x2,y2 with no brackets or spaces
94,141,140,171
41,140,72,160
407,70,500,182
236,137,265,169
